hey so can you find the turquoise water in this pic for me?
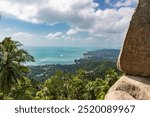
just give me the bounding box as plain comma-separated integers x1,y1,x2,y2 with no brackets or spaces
24,47,99,65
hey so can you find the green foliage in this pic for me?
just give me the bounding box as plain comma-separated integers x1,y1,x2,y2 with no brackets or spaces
1,66,120,100
34,69,121,100
0,37,34,95
8,77,36,99
67,76,84,99
44,71,66,99
0,37,121,100
0,91,3,99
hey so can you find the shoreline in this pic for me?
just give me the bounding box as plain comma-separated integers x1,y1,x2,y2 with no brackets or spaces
26,49,120,67
27,63,76,67
27,49,120,82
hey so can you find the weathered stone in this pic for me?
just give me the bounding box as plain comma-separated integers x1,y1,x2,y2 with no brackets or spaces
105,75,150,100
117,0,150,77
105,91,135,100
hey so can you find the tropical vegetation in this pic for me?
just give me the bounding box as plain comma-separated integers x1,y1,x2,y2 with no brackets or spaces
0,37,121,100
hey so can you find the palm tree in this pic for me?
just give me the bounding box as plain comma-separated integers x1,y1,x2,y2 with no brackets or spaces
0,37,34,95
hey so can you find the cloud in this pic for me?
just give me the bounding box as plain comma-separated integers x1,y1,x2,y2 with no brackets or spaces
0,0,138,47
0,0,98,24
89,7,135,38
114,0,138,7
45,32,64,40
66,28,79,35
0,0,136,34
9,32,37,46
13,32,35,38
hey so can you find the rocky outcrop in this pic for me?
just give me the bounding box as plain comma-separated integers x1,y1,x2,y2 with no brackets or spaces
105,75,150,100
117,0,150,78
105,0,150,100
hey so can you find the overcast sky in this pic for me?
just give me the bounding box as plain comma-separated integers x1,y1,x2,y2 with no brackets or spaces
0,0,138,48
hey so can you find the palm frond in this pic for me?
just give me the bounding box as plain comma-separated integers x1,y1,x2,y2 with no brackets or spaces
0,37,35,94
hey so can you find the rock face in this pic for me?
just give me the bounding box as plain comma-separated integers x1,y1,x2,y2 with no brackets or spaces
105,75,150,100
117,0,150,78
105,0,150,100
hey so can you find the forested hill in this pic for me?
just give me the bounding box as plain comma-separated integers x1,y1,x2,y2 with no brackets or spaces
27,49,120,82
75,49,120,64
83,49,120,60
0,38,121,100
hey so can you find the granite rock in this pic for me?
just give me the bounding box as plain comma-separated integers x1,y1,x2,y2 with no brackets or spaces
105,75,150,100
117,0,150,77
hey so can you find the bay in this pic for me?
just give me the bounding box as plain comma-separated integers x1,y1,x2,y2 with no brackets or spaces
23,47,99,65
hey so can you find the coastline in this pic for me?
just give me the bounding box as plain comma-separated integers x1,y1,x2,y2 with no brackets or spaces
27,49,120,82
25,47,99,66
26,48,120,66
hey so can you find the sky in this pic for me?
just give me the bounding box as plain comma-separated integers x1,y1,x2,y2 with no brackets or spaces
0,0,138,48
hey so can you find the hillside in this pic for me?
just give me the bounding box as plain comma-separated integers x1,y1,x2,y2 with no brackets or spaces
0,38,122,100
83,49,120,60
27,49,121,82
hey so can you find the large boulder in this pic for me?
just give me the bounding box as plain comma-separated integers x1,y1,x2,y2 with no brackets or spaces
105,75,150,100
117,0,150,78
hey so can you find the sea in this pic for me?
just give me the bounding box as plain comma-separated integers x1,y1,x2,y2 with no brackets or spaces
23,47,99,65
